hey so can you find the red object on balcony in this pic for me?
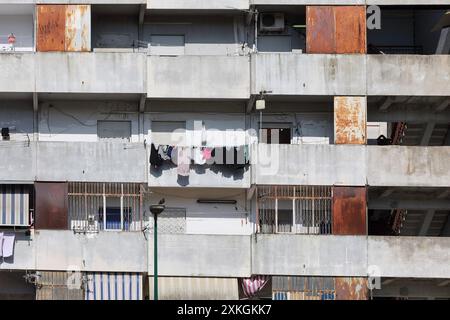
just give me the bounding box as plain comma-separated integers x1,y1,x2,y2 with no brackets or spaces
7,33,16,45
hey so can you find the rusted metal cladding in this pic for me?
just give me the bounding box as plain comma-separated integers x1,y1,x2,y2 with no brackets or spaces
37,5,66,52
306,6,366,54
334,96,367,145
335,277,369,300
332,186,367,235
306,6,336,54
35,182,68,230
335,6,366,54
65,5,91,52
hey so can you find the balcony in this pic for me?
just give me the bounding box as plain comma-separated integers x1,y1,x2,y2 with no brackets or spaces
0,141,147,183
147,0,249,10
0,53,35,93
253,144,450,187
251,53,366,96
147,55,250,99
367,55,450,96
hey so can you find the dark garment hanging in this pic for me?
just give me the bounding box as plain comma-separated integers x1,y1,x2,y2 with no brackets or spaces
150,143,163,167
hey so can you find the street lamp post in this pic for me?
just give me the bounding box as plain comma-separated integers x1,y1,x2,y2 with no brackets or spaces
150,200,165,301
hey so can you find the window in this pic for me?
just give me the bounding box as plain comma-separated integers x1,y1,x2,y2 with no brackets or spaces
97,121,131,142
150,35,185,56
261,128,291,144
68,183,142,232
258,186,332,235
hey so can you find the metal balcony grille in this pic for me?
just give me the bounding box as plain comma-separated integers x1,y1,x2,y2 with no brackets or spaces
68,182,143,232
257,185,332,234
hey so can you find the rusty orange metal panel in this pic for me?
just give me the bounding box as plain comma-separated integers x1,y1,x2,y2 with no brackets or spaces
65,5,91,52
334,96,367,145
335,277,368,300
335,6,367,54
37,5,66,52
332,186,367,235
35,182,68,230
306,6,336,54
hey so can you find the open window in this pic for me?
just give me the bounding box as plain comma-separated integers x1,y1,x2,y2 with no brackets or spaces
261,123,292,144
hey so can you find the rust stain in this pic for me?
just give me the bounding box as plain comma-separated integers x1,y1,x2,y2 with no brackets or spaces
36,5,66,52
334,96,366,145
332,186,367,235
65,5,91,52
306,6,336,54
335,6,367,54
307,6,366,54
335,277,368,300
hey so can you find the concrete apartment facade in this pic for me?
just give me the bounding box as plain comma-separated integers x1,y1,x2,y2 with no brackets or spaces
0,0,449,300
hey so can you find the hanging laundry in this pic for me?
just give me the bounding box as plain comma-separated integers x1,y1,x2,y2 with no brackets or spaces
193,147,205,165
241,275,270,298
177,147,190,177
167,146,174,159
158,145,171,161
2,233,15,258
0,232,3,257
202,147,212,161
150,143,163,167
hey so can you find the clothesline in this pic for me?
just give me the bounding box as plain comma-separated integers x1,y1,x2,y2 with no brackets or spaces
150,143,250,176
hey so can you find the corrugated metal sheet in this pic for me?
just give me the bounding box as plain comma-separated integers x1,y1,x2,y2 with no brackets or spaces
65,5,91,52
36,4,91,52
334,96,367,145
0,185,30,226
85,272,142,300
335,277,368,300
332,186,367,235
36,271,83,300
306,6,335,54
306,6,366,54
37,5,66,52
335,6,366,54
149,277,238,300
35,182,68,230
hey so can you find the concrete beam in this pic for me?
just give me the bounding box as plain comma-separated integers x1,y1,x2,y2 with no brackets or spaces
373,280,450,299
434,98,450,112
369,199,450,210
420,122,435,146
418,210,435,236
368,105,450,123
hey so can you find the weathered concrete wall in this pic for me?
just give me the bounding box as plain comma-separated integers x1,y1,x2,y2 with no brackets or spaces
253,144,367,186
36,141,147,183
368,236,450,279
147,0,249,9
0,54,35,92
252,53,366,96
367,146,450,187
252,234,368,277
367,55,450,96
0,142,35,182
148,55,250,99
36,52,146,94
34,230,147,272
148,234,251,277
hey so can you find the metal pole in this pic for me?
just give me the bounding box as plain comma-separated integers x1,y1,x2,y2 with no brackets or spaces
154,214,158,301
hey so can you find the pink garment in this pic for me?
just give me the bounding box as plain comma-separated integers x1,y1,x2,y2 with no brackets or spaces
241,275,270,298
177,147,190,177
2,233,15,258
202,148,212,160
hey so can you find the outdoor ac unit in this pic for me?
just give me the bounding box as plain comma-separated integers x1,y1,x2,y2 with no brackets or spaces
260,13,285,32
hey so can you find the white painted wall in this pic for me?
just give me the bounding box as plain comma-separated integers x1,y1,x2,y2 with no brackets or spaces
148,188,252,235
38,101,142,143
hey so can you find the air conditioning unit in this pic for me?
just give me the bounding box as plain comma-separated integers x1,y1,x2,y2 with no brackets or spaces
260,13,285,32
